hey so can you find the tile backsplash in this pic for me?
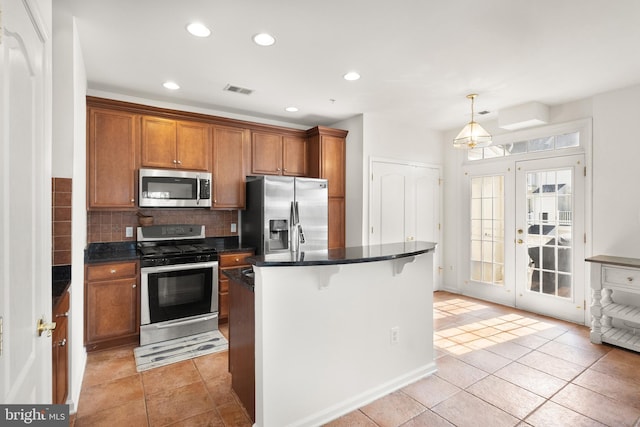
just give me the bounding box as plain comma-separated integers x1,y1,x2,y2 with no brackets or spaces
52,178,72,265
87,209,238,243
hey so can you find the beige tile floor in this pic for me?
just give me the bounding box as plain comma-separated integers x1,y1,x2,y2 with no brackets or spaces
72,291,640,426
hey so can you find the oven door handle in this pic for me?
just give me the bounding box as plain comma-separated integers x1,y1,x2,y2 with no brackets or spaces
141,261,218,274
154,314,218,329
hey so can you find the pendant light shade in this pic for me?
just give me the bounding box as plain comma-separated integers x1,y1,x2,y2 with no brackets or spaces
453,94,492,149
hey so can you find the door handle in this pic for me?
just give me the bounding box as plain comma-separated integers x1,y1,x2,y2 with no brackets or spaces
517,229,523,234
517,239,524,244
37,318,56,337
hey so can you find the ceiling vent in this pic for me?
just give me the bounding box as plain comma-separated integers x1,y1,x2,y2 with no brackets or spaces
223,84,254,95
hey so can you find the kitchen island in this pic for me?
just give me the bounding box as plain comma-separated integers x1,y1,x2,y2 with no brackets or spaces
227,241,437,427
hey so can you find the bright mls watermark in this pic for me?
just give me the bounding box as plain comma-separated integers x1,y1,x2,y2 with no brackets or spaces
1,405,68,426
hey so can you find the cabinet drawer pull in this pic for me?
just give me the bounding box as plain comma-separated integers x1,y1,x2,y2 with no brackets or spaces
55,311,69,318
110,269,116,274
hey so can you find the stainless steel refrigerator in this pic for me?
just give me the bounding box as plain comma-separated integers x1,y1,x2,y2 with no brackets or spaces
241,176,328,255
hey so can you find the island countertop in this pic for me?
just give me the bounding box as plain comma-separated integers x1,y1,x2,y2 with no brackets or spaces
246,241,436,267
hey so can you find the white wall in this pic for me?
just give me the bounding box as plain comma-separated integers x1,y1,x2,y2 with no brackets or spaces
591,84,640,257
86,89,309,131
52,3,87,412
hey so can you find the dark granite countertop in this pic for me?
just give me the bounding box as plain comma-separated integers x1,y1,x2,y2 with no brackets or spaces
84,236,250,264
216,246,255,254
52,265,71,308
222,267,255,292
247,241,437,267
85,241,138,264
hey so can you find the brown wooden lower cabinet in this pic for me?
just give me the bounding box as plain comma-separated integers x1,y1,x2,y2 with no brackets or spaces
228,273,255,422
52,290,70,404
218,250,254,323
84,261,140,351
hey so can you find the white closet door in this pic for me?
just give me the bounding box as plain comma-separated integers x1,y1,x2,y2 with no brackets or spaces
370,160,441,286
0,0,53,403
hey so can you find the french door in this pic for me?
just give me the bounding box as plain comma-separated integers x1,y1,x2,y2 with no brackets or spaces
465,154,586,324
514,155,586,323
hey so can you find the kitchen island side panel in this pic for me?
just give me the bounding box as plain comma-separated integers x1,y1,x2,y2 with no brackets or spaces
253,253,435,427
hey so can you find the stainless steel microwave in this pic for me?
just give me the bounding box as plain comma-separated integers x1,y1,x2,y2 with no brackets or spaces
139,168,212,208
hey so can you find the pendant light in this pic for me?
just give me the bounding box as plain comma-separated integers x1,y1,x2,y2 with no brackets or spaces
453,94,492,149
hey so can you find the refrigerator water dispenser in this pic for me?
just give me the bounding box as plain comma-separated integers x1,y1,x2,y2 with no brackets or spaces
268,219,289,251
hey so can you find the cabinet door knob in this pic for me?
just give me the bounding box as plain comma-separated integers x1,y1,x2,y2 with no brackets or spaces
276,168,281,171
132,284,137,288
130,199,135,203
628,277,634,282
177,160,182,165
173,159,178,164
110,269,116,274
58,339,67,347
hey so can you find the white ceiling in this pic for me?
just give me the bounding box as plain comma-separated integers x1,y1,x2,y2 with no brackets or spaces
67,0,640,131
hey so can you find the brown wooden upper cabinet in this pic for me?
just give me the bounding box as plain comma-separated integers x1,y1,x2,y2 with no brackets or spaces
141,116,210,171
251,131,307,176
212,125,250,209
306,127,347,249
87,107,138,210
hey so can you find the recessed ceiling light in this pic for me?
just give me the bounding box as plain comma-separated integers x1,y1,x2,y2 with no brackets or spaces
186,22,211,38
253,33,276,46
343,71,361,81
285,106,299,112
163,81,180,90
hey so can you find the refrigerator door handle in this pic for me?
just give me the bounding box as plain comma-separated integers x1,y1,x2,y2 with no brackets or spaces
291,202,298,227
298,224,306,244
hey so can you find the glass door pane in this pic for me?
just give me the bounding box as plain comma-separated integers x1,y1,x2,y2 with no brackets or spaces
525,169,573,298
515,155,585,324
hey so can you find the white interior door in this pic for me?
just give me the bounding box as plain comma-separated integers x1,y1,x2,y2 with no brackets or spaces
370,160,441,285
515,155,586,323
0,0,53,403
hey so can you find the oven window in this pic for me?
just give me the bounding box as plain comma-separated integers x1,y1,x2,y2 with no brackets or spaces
147,267,214,323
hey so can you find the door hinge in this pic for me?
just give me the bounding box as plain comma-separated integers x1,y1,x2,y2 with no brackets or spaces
584,300,587,310
371,173,374,181
371,226,374,234
584,233,587,244
584,166,586,177
438,223,441,231
438,178,443,186
0,316,3,357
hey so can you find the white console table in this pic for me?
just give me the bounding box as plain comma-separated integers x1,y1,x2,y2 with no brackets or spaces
586,255,640,352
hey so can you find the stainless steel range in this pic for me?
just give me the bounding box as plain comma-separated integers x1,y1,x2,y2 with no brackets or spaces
137,224,219,346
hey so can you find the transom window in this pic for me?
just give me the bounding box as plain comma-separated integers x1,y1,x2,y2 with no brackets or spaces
468,131,579,161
